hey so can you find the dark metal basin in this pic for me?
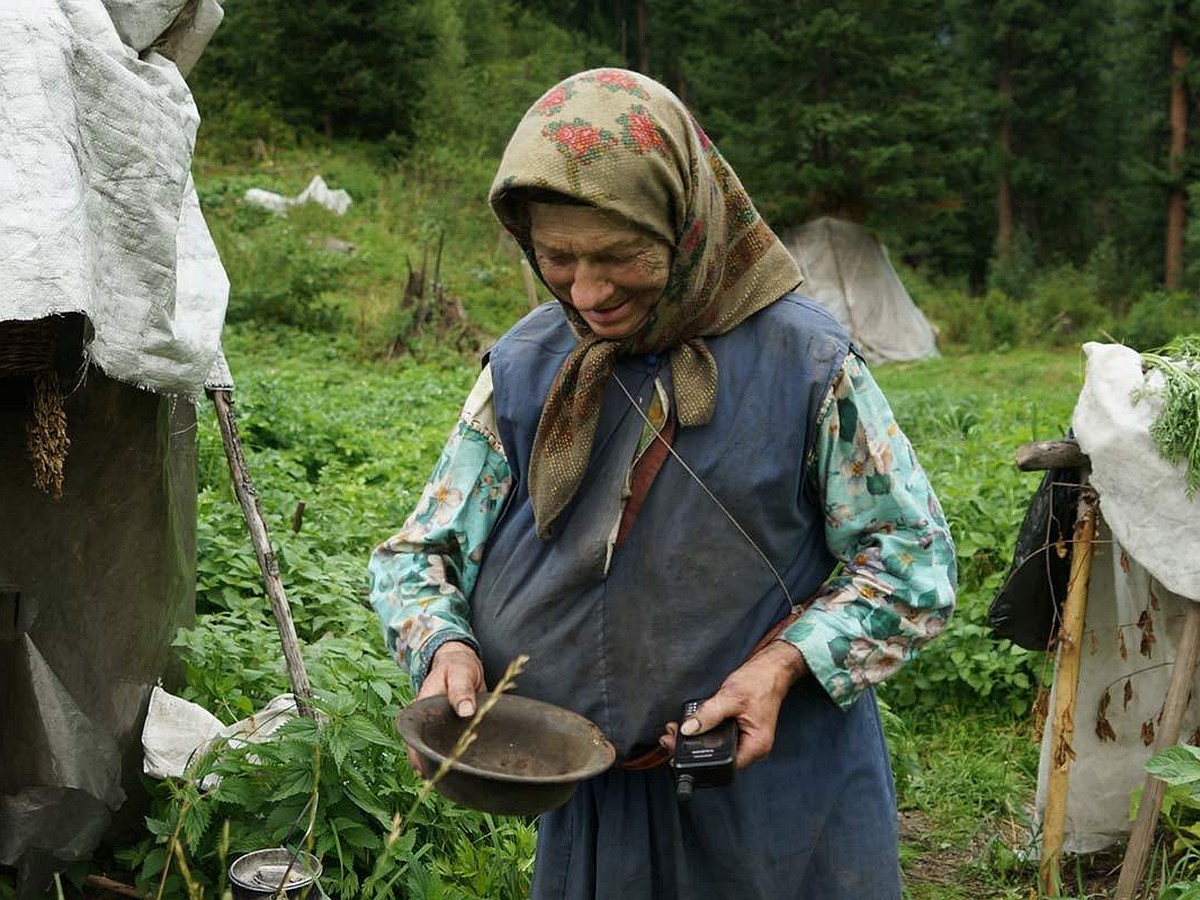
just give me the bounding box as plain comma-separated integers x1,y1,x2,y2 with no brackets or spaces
395,692,615,816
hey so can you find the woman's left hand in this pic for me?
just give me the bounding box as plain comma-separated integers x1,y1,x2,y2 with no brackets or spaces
657,641,808,769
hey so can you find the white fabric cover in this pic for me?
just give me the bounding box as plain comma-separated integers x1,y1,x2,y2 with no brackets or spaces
0,0,228,397
785,217,940,365
1073,342,1200,600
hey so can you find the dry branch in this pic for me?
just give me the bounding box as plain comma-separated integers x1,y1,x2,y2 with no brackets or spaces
210,389,315,718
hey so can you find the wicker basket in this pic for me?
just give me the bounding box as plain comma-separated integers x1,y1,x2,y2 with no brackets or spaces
0,318,57,377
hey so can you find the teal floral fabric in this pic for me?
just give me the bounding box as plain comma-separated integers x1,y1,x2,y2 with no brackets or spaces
783,354,956,707
369,355,955,707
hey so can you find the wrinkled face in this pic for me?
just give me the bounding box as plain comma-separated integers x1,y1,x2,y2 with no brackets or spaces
529,203,672,340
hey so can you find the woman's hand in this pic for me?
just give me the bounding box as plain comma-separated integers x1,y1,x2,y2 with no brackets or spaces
407,641,485,773
657,641,808,769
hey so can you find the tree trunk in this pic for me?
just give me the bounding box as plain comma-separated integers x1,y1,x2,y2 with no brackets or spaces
996,52,1014,260
636,0,649,74
1165,37,1188,291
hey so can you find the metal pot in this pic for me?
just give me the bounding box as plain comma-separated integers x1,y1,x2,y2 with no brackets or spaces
228,848,323,899
395,692,615,816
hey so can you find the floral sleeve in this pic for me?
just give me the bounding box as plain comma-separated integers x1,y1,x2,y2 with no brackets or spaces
781,355,957,709
368,366,512,689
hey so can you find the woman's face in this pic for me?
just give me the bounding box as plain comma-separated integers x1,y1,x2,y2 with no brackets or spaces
529,203,672,340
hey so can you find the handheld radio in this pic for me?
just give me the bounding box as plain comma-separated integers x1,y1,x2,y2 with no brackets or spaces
672,699,738,802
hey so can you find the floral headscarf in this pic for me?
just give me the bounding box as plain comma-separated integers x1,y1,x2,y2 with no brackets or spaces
489,68,802,539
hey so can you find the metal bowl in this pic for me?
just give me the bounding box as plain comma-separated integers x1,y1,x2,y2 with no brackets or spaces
395,692,615,816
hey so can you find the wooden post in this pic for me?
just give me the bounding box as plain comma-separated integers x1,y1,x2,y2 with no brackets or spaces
1039,477,1098,897
210,389,315,719
1116,601,1200,899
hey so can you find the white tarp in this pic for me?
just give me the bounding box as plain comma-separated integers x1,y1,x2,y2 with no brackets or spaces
785,217,940,365
0,0,228,398
1034,342,1200,852
244,175,354,217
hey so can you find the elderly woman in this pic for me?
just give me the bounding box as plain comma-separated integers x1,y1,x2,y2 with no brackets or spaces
369,68,956,899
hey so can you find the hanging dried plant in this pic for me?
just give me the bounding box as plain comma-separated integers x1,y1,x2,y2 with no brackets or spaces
1095,688,1117,742
1032,686,1050,736
1138,608,1157,658
26,370,69,499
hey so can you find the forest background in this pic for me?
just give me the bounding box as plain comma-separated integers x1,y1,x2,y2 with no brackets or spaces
39,1,1200,899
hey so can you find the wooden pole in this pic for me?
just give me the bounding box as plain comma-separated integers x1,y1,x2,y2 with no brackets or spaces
210,389,315,718
1116,600,1200,899
1039,478,1098,897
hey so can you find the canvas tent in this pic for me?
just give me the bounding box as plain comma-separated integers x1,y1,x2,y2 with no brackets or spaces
0,0,228,894
785,217,940,364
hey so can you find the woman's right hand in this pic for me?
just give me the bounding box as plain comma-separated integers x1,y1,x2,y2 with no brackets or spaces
408,641,486,774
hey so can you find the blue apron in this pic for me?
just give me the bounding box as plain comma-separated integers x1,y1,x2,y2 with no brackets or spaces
476,296,901,898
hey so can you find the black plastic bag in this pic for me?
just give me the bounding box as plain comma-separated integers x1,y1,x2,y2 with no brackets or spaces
987,466,1083,651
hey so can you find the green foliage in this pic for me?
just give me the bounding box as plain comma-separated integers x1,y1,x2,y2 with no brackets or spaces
120,659,536,899
915,262,1117,353
193,0,443,142
1024,264,1114,347
1117,291,1200,351
1139,743,1200,894
874,351,1079,713
1136,334,1200,496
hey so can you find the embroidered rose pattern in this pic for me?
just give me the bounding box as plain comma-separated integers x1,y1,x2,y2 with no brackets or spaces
544,119,617,165
533,81,575,117
586,68,650,98
618,105,668,154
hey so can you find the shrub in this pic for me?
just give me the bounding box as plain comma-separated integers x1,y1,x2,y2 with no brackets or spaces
1024,263,1112,346
1115,290,1200,351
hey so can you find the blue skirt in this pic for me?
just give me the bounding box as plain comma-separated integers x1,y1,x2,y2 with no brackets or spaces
530,684,901,900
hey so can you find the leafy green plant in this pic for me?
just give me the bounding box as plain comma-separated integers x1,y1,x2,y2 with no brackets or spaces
124,624,537,900
1135,335,1200,497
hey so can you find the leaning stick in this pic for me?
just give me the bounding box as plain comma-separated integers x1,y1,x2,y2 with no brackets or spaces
1039,476,1098,897
1116,600,1200,899
210,389,315,718
84,874,145,898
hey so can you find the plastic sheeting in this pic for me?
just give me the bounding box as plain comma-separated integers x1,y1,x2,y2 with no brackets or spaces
988,464,1083,651
1035,521,1200,852
142,688,299,787
0,0,228,398
784,217,940,365
1032,342,1200,852
0,372,197,893
244,175,354,217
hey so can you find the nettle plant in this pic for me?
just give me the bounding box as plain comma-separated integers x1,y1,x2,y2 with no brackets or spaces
1141,744,1200,897
123,614,536,900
